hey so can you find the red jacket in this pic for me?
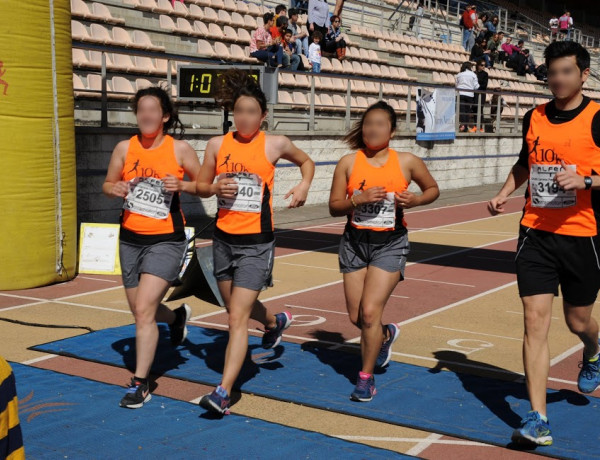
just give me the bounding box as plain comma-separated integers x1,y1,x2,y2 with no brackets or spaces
462,9,475,29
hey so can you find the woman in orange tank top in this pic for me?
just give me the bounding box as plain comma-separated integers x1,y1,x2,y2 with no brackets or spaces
195,69,315,415
329,101,439,402
103,86,201,409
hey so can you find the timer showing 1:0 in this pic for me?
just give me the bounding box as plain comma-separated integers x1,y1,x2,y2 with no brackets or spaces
178,67,261,99
189,73,213,94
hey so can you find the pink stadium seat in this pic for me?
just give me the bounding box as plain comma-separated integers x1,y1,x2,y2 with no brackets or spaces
237,27,251,44
230,12,245,27
189,4,204,19
136,78,154,90
112,27,134,47
230,44,251,62
236,1,249,14
321,57,333,73
134,56,158,74
278,90,293,104
91,2,126,24
71,0,102,20
155,0,175,14
203,7,220,23
194,21,211,38
247,3,261,17
223,25,240,42
159,14,177,32
111,76,136,99
197,39,216,57
89,50,113,69
176,17,196,35
244,14,258,29
71,20,91,41
133,30,165,51
278,72,296,88
72,48,97,69
137,0,159,12
218,10,233,25
173,1,190,16
295,74,310,88
211,0,225,9
90,24,118,45
111,53,135,72
223,0,238,11
292,92,309,106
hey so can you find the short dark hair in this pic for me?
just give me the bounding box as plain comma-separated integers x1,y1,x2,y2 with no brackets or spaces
284,29,293,36
275,4,287,13
460,61,473,72
276,16,288,27
263,12,274,23
518,39,524,45
312,30,323,40
288,8,297,16
476,59,486,67
343,101,397,150
544,40,590,72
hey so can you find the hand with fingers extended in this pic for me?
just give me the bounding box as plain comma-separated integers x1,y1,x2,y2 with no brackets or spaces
285,182,309,208
354,186,387,205
213,176,238,198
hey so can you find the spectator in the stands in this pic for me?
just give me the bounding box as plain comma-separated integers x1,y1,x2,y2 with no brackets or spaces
270,15,289,41
308,30,323,73
292,0,308,13
523,49,537,74
485,15,499,38
473,58,488,132
275,4,287,19
456,61,479,133
308,0,330,45
282,29,301,71
408,2,424,36
498,35,515,63
476,13,488,40
549,14,559,41
487,32,501,64
470,37,491,68
558,11,573,40
249,13,283,68
461,4,477,52
323,15,348,60
288,9,309,57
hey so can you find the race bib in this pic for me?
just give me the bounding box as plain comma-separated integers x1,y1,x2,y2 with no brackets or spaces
123,177,173,219
351,190,396,228
530,164,577,208
217,172,263,213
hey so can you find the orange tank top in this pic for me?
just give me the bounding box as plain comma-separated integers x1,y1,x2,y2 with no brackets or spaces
120,135,185,236
215,131,275,236
347,149,409,232
521,101,600,236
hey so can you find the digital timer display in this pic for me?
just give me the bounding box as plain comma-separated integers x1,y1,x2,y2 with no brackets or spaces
177,66,262,101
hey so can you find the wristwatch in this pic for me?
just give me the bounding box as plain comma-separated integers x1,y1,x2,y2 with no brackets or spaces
584,176,593,190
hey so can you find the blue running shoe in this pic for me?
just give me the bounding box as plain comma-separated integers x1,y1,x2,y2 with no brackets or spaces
199,386,230,415
262,312,292,349
577,340,600,394
350,374,377,402
376,323,400,368
511,411,552,446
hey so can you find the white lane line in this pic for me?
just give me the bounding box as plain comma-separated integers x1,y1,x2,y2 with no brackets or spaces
1,299,130,314
284,304,349,315
390,295,410,299
275,245,339,260
432,325,522,341
77,276,119,283
406,433,445,455
21,354,58,365
550,342,584,367
405,277,475,288
338,434,490,447
279,262,338,271
0,293,48,302
506,310,559,320
404,196,522,215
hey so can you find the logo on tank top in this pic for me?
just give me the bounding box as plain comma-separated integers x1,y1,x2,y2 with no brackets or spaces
358,179,366,191
530,136,560,164
127,159,160,179
220,153,249,173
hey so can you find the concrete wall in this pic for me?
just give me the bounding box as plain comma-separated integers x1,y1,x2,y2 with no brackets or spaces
75,130,521,225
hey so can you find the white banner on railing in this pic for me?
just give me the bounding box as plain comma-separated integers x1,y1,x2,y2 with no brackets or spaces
415,87,456,141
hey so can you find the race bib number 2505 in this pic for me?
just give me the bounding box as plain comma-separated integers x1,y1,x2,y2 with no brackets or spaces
124,177,174,219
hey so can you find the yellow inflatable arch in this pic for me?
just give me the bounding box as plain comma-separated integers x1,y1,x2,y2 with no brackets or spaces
0,0,77,289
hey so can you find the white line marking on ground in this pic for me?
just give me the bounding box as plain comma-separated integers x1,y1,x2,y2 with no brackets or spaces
406,433,445,455
506,310,559,320
405,277,475,288
550,342,584,367
390,295,410,299
21,354,58,365
338,434,490,447
78,276,119,283
284,304,348,315
279,262,338,271
432,325,522,341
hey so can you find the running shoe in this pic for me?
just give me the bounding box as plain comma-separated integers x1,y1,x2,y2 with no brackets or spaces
169,303,191,347
119,377,151,409
577,339,600,393
199,387,231,415
262,312,292,349
376,323,400,368
511,411,552,446
350,374,377,402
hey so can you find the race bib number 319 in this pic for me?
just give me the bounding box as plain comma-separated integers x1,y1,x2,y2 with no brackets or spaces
530,164,577,208
217,172,263,213
351,190,396,228
124,177,174,219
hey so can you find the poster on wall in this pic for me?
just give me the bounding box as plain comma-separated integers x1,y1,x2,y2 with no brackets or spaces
416,87,456,141
78,223,121,275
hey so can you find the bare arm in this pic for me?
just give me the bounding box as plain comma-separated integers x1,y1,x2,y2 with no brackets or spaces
395,153,440,209
274,136,315,208
102,140,129,198
329,155,355,216
163,140,202,196
195,136,238,199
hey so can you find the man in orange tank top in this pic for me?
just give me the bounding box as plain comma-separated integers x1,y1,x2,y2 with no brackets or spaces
196,69,314,415
330,101,439,402
103,87,201,409
489,41,600,446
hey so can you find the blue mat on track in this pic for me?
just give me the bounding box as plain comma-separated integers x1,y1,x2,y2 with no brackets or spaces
11,362,404,459
32,325,600,459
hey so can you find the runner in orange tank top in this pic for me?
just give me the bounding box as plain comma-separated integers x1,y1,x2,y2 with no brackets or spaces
103,86,201,409
488,42,600,446
195,69,315,415
329,101,439,402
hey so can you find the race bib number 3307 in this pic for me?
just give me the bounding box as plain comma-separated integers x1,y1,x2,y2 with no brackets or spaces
124,177,174,219
217,172,263,213
530,164,577,208
351,190,396,228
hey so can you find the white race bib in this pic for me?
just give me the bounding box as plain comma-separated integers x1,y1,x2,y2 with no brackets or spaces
124,177,173,219
217,172,263,213
530,164,577,208
351,191,396,228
